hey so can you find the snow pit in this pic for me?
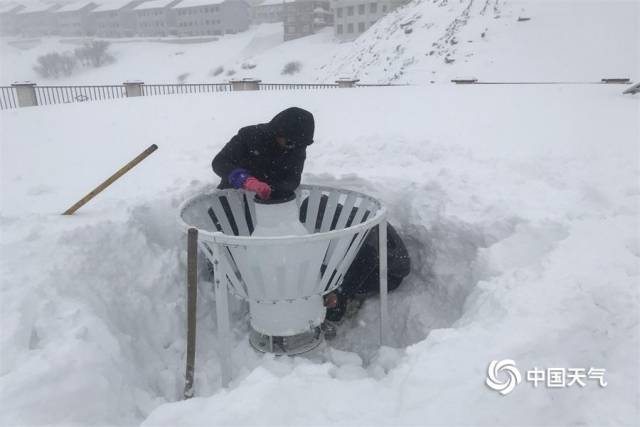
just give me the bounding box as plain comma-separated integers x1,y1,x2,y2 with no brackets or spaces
0,181,485,425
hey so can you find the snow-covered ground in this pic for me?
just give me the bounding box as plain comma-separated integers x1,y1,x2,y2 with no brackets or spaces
0,23,346,85
1,83,638,425
1,0,639,426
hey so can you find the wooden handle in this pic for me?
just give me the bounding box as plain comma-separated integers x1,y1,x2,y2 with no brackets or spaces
184,227,198,399
62,144,158,215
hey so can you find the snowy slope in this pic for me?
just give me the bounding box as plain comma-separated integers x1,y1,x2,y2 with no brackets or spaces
321,0,640,83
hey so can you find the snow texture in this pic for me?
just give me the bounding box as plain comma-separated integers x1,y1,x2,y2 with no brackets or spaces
0,0,639,426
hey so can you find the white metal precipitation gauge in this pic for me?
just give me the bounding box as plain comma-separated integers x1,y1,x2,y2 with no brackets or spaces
178,185,389,386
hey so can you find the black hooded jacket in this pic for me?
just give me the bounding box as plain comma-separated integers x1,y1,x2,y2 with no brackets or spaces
212,107,315,199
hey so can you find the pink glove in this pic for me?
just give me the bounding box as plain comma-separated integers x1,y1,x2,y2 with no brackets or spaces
243,177,271,200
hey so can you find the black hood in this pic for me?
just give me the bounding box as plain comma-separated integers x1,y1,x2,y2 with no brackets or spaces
268,107,315,147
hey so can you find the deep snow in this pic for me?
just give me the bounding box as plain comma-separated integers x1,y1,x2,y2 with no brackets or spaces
1,84,638,425
1,0,639,426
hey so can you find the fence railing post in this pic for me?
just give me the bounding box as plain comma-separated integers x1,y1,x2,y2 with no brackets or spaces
11,82,38,107
123,81,144,97
335,78,360,88
230,79,261,91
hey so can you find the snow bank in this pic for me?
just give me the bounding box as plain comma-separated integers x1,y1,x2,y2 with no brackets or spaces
1,83,638,425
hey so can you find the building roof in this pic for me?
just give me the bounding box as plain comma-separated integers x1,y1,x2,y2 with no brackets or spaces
257,0,285,6
15,2,57,14
91,0,137,12
133,0,175,9
0,2,24,13
173,0,224,8
56,1,96,12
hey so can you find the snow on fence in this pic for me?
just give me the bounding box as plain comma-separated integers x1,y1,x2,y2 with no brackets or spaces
0,79,404,110
35,85,127,106
451,78,634,85
1,86,18,109
141,83,231,96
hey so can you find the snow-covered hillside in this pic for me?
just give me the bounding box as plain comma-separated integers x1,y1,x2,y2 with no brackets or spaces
322,0,640,82
2,0,637,85
0,1,639,426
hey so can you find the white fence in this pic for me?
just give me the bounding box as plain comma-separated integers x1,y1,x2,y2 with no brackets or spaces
0,79,404,110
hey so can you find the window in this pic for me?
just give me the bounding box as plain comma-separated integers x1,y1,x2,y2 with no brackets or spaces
347,6,353,16
358,22,365,32
336,7,342,17
382,4,387,12
347,23,353,33
370,3,377,13
358,4,365,14
337,24,343,34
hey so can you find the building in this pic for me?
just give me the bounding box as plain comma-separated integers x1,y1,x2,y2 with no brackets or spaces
333,0,406,41
91,0,145,38
0,2,25,36
173,0,250,37
133,0,181,36
14,2,61,37
283,0,331,42
54,2,99,36
252,0,284,24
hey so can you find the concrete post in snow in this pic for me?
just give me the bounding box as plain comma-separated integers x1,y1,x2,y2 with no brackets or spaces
230,79,261,91
335,78,360,88
11,82,38,107
123,81,144,97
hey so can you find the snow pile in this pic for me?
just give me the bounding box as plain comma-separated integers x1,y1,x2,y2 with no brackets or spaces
1,83,638,425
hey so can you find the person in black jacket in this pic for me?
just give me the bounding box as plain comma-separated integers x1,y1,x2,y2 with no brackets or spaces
212,107,410,329
212,107,314,200
298,196,411,326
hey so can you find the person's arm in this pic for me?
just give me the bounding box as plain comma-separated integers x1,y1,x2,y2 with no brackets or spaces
211,130,249,182
272,150,306,196
212,128,272,199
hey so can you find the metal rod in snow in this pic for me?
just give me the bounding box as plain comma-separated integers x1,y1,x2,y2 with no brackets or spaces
62,144,158,215
379,219,389,346
213,243,232,387
184,228,198,399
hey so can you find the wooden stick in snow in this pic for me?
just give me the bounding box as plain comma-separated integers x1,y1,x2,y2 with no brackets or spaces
62,144,158,215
